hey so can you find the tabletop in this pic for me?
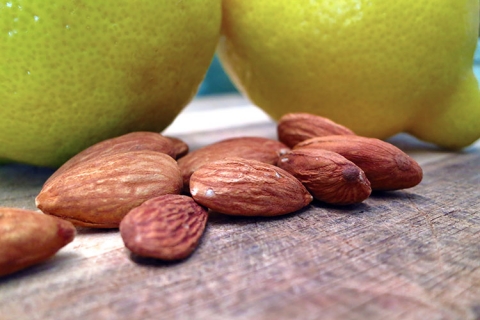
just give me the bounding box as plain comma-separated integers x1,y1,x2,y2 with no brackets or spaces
1,94,479,320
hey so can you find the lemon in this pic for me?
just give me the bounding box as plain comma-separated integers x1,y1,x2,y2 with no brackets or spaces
218,0,480,149
0,0,221,167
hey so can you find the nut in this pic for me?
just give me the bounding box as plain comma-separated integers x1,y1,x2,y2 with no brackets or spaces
120,194,208,261
190,157,313,216
165,136,189,159
277,148,371,205
36,150,183,228
0,207,76,277
46,131,176,184
277,113,355,148
294,135,423,190
177,136,290,190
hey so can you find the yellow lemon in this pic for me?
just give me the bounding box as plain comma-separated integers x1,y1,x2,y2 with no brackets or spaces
218,0,480,149
0,0,221,167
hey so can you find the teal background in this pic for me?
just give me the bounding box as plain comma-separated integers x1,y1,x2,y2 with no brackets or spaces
474,39,480,80
197,55,237,96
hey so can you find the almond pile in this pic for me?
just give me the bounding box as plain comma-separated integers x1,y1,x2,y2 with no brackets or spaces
1,113,423,275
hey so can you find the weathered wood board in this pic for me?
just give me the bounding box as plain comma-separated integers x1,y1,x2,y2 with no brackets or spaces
0,95,479,320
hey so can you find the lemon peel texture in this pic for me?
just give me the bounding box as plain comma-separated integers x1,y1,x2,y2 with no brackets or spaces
218,0,480,149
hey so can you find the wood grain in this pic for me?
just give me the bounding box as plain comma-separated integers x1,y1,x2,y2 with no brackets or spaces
0,96,479,320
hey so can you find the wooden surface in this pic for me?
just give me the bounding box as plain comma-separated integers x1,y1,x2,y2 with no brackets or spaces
1,95,480,320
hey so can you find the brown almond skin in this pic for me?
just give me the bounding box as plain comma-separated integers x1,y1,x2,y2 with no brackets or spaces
165,136,189,159
178,136,290,190
278,149,371,205
277,113,355,148
0,208,76,277
120,195,208,261
190,157,313,216
46,132,176,184
294,135,423,190
36,151,183,228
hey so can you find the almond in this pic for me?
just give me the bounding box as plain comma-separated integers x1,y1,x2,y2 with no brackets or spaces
46,132,176,184
36,150,183,228
277,113,355,148
190,157,313,216
165,136,190,159
294,135,423,190
277,149,371,205
120,194,208,261
0,208,76,277
177,136,289,190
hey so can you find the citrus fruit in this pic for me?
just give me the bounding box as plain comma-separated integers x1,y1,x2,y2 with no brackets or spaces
218,0,480,149
0,0,221,167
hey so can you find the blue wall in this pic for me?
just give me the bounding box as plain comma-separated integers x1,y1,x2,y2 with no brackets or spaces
474,39,480,80
197,55,238,96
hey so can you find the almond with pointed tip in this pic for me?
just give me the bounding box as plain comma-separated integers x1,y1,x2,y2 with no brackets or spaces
190,157,312,216
277,113,355,148
36,150,183,228
177,136,289,190
294,135,423,190
0,207,76,277
46,131,176,184
278,148,371,205
165,136,190,159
